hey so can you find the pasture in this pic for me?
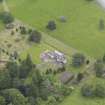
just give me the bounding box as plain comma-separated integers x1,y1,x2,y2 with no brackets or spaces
2,0,105,105
7,0,105,58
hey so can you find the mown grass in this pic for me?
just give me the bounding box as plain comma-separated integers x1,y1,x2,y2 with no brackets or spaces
6,0,105,105
60,77,105,105
7,0,105,58
20,42,54,64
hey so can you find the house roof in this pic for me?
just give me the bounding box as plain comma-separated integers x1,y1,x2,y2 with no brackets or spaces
40,50,67,64
60,71,74,84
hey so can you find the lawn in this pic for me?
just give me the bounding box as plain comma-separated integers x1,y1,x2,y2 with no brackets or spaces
20,43,54,64
7,0,105,58
6,0,105,105
60,77,105,105
0,28,54,64
60,88,105,105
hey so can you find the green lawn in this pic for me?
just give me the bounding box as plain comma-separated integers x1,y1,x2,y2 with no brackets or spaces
20,43,54,64
7,0,105,58
60,88,105,105
6,0,105,105
60,77,105,105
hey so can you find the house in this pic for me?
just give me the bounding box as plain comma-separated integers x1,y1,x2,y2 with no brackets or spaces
40,50,67,64
60,71,74,84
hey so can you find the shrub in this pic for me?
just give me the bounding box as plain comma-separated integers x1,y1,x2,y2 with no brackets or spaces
94,84,105,98
46,20,56,30
20,26,27,34
72,53,85,67
94,59,104,77
81,84,94,97
28,30,42,43
99,19,104,30
0,12,14,24
0,96,6,105
76,73,84,82
81,83,105,98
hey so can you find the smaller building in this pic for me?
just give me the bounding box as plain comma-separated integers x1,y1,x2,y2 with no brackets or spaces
40,50,67,64
60,71,74,84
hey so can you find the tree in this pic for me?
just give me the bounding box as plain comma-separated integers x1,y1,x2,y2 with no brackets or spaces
13,51,19,60
28,30,42,43
1,89,30,105
19,54,34,78
0,96,6,105
72,53,85,67
28,96,37,105
0,70,12,90
59,85,72,96
46,20,56,30
20,26,27,34
26,69,49,100
94,84,105,98
30,69,43,98
6,61,19,78
46,96,57,105
0,12,14,24
12,78,23,89
99,19,104,30
76,73,84,82
94,59,104,77
81,84,94,97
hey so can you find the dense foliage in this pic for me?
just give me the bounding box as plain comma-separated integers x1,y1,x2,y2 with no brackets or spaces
0,55,72,105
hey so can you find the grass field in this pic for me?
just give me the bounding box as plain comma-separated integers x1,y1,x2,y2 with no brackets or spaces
5,0,105,105
20,43,54,64
7,0,105,58
60,77,105,105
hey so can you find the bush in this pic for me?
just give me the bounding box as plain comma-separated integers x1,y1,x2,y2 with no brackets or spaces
0,12,14,24
94,84,105,98
94,59,104,77
72,53,85,67
0,96,6,105
59,85,72,96
46,96,57,105
81,84,94,97
20,26,27,34
76,73,84,82
81,83,105,98
99,19,104,30
0,70,12,90
46,20,56,30
28,30,42,43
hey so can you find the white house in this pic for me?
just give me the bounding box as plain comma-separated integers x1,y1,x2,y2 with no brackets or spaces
40,50,67,64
